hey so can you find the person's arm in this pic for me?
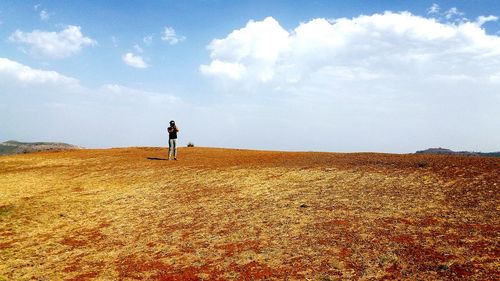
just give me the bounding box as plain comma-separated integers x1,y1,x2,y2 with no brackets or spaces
175,126,180,132
167,127,173,133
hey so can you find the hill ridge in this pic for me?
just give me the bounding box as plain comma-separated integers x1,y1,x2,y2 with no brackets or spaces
0,140,80,155
416,147,500,157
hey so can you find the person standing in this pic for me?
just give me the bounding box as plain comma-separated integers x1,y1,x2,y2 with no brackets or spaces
167,120,179,160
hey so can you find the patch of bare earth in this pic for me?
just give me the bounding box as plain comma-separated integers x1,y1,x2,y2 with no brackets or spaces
0,147,498,280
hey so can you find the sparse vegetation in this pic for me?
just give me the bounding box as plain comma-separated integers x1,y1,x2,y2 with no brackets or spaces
0,205,14,217
0,147,498,280
187,142,195,147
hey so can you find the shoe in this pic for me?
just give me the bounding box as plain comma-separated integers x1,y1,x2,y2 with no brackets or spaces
174,158,177,160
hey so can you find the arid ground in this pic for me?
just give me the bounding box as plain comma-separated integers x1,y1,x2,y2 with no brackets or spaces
0,147,498,280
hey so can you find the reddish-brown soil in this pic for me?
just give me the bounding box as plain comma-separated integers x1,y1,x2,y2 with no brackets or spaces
0,147,498,280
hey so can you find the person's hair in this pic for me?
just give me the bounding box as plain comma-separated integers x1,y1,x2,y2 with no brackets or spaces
170,120,175,125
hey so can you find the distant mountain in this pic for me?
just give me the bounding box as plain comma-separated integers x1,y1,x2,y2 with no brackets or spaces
416,147,500,157
0,140,81,155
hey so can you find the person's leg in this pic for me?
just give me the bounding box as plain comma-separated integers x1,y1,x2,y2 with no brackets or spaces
168,139,173,160
173,139,178,159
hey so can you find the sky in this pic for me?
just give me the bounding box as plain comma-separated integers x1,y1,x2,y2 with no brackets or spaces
1,0,499,153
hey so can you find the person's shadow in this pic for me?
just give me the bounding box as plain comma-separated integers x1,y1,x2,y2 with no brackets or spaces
147,157,168,161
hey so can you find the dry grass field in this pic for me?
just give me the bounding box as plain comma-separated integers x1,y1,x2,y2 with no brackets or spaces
0,147,498,280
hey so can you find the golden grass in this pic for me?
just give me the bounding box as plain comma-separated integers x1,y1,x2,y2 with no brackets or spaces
0,147,498,280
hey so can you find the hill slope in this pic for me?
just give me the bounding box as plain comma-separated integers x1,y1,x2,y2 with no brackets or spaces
416,147,500,157
0,147,498,280
0,140,80,155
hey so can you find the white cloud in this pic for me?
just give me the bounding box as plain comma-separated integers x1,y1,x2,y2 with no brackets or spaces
200,17,289,82
477,15,498,26
40,9,50,21
200,60,246,80
143,35,153,46
427,3,440,15
8,25,97,59
0,57,78,85
201,13,500,88
99,84,180,103
122,52,149,68
111,36,119,47
133,44,144,53
161,27,185,45
445,7,464,20
0,57,173,100
427,4,468,23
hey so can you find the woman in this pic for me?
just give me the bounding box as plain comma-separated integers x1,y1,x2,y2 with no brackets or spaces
167,120,179,160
